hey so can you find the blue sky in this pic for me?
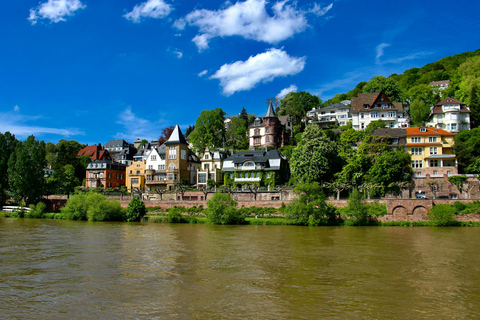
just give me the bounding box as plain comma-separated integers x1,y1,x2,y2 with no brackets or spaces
0,0,479,145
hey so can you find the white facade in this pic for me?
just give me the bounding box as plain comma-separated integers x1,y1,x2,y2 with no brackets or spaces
352,108,407,130
426,98,470,133
145,148,166,171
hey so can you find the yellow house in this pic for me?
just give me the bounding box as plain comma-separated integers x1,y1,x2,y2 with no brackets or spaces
406,127,457,177
126,160,146,192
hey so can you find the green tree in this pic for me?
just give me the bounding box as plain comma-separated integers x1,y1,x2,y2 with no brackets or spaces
342,188,369,225
8,135,45,205
206,193,245,225
454,127,480,173
406,84,439,106
225,116,248,150
57,164,80,198
409,99,431,126
363,76,402,102
0,132,18,207
290,124,339,183
278,91,321,129
285,182,337,226
53,139,87,187
190,108,226,152
364,119,387,135
125,196,147,222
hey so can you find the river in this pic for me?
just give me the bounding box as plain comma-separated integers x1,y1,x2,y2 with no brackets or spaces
1,218,480,319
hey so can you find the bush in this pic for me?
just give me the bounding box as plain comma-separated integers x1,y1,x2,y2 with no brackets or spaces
26,202,47,219
61,192,125,221
285,193,338,226
206,193,245,225
367,201,387,217
342,189,369,225
453,201,466,214
125,197,147,222
167,207,188,223
428,204,457,226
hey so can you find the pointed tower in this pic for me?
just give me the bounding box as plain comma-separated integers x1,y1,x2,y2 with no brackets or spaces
264,102,279,148
164,124,189,190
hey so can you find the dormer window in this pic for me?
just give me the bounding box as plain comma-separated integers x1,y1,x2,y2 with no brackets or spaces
420,127,427,132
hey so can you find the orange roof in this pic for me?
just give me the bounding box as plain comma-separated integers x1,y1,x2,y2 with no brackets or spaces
77,145,111,160
406,127,454,136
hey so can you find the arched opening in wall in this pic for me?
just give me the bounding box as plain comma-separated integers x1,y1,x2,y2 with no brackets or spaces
412,206,428,217
392,206,407,216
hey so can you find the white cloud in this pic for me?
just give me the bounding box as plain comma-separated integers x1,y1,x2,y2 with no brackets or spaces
0,111,83,138
198,70,208,77
115,107,168,141
210,48,305,96
124,0,173,23
13,105,20,112
375,43,390,63
276,85,298,99
177,0,333,51
28,0,86,25
381,51,433,65
173,50,183,59
309,3,333,16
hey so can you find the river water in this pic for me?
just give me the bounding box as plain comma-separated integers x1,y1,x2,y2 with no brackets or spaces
1,218,480,319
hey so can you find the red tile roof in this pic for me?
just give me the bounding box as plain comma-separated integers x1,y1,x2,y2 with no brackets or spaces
77,145,111,160
406,127,454,136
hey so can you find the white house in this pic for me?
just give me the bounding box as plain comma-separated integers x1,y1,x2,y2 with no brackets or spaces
426,97,470,133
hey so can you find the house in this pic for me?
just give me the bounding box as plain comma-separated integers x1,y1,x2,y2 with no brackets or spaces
85,160,126,188
351,91,408,130
141,125,201,194
429,80,450,91
126,160,146,193
426,97,470,133
133,142,153,161
222,149,289,188
306,102,351,128
103,139,137,166
371,128,407,150
77,144,112,161
406,127,457,178
197,147,229,188
248,102,292,149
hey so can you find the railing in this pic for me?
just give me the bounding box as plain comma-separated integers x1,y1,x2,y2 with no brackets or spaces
234,177,261,182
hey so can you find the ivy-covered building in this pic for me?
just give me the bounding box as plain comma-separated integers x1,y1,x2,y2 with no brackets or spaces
222,149,289,188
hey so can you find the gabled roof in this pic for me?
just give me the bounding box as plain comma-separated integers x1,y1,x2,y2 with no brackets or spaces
406,127,454,136
104,139,129,148
77,145,111,161
429,80,450,87
350,91,403,113
430,97,470,114
164,124,188,145
371,128,407,138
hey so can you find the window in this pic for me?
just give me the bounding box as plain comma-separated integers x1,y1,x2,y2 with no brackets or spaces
360,123,365,129
451,123,457,131
411,148,422,155
266,127,270,133
198,173,206,183
209,173,215,180
204,164,210,170
131,178,139,184
450,113,459,120
151,155,156,161
266,173,271,178
168,147,176,159
388,111,396,118
108,173,112,178
411,160,423,168
428,137,437,143
360,113,365,119
371,111,378,118
169,164,176,169
168,174,174,180
429,160,439,167
430,147,438,155
254,129,260,135
411,137,421,143
204,154,209,159
255,137,260,144
266,136,270,142
181,149,186,160
420,127,427,132
158,165,165,170
148,165,153,169
146,175,153,181
229,173,233,179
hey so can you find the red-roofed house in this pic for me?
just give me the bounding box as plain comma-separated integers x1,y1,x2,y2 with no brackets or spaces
77,145,112,161
406,126,457,177
426,97,470,133
351,91,408,130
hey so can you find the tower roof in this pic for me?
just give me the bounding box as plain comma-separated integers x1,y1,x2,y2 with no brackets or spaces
165,124,188,145
265,102,277,118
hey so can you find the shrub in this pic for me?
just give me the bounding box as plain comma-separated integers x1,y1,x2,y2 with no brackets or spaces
206,193,245,225
26,202,47,219
125,197,147,222
167,207,188,223
285,191,338,226
61,192,125,221
452,201,466,214
367,201,387,217
428,204,457,226
342,188,369,225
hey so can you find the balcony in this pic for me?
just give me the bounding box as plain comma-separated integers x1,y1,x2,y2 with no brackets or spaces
235,177,261,182
235,165,264,170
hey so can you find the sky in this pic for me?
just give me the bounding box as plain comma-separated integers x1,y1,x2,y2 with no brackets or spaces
0,0,479,145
